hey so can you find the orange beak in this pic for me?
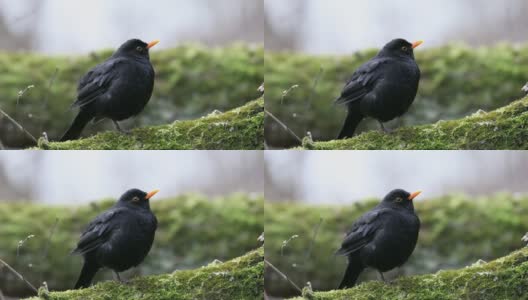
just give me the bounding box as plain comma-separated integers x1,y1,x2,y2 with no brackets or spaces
412,40,423,49
146,40,160,49
408,190,422,201
145,189,160,200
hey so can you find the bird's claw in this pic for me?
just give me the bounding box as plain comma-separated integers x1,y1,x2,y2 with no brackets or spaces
113,121,131,135
378,122,393,134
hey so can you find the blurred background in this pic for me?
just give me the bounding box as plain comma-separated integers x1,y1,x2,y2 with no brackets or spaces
265,151,528,203
1,0,263,53
0,151,264,298
264,0,528,148
0,151,263,203
265,0,528,54
0,0,263,148
265,151,528,297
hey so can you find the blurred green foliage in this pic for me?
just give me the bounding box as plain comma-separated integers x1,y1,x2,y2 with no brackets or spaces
265,194,528,297
0,193,263,297
0,44,263,148
265,44,528,147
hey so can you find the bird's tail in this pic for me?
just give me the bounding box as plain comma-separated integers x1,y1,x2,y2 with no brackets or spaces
338,255,364,289
74,259,100,289
60,109,93,141
337,106,363,139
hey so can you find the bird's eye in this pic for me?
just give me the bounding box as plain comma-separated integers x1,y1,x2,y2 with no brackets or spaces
395,197,403,203
131,196,141,202
136,46,143,52
401,46,408,51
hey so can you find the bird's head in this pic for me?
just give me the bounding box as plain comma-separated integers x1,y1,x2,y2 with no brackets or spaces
118,188,159,210
379,38,423,59
381,188,421,210
115,39,159,59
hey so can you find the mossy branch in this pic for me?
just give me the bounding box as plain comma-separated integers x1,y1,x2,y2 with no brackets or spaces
0,193,263,296
301,96,528,150
289,247,528,300
36,98,264,150
265,194,528,297
265,44,528,147
0,44,263,148
26,247,263,300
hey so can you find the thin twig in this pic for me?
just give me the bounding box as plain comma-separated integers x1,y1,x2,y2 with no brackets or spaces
16,235,35,258
41,219,58,260
40,218,59,282
40,69,59,133
0,108,38,144
304,67,324,135
301,218,323,285
280,84,299,104
281,235,299,256
304,218,323,261
265,109,302,143
0,258,38,293
264,259,302,293
16,85,34,107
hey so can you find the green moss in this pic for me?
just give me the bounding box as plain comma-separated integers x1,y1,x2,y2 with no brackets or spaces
265,194,528,297
36,98,264,150
0,193,263,296
0,44,263,148
301,95,528,149
26,247,263,300
289,247,528,300
265,44,528,147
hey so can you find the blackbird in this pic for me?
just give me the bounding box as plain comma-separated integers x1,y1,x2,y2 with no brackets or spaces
336,189,421,289
72,188,159,289
60,39,159,141
335,39,422,139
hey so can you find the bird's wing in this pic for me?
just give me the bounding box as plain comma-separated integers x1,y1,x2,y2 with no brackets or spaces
335,208,390,256
72,58,126,108
334,58,389,105
71,207,126,255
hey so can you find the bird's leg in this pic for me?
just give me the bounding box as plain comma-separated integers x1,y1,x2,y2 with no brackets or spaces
378,121,389,133
378,271,387,283
113,121,130,135
114,271,124,283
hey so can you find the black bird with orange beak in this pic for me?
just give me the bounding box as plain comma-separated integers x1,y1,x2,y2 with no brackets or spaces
61,39,159,141
336,189,421,289
72,188,159,289
335,39,423,139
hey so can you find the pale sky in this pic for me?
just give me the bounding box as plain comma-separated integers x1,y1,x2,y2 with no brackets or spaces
0,151,263,203
265,151,528,203
265,0,527,54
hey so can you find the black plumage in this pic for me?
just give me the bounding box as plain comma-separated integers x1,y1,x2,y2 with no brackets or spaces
336,189,421,289
60,39,159,141
335,39,422,139
73,188,159,289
